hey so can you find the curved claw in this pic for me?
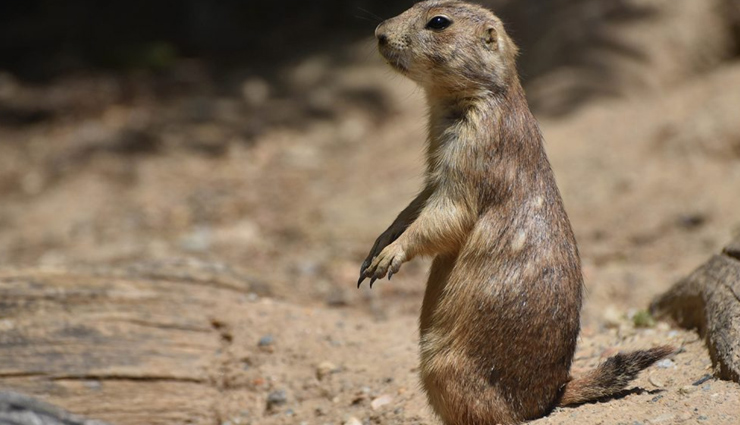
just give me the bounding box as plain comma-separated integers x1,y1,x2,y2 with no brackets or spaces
357,275,366,288
388,270,393,280
369,277,378,288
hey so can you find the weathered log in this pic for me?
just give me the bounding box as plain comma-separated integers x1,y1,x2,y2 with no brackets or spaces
651,235,740,382
0,259,262,425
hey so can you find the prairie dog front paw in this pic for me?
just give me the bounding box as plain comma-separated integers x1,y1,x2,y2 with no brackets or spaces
358,240,406,288
358,226,405,286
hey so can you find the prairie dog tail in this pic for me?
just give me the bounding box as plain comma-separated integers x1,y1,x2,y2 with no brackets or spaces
559,346,675,406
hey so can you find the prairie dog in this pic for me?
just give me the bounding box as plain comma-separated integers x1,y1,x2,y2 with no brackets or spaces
357,1,673,424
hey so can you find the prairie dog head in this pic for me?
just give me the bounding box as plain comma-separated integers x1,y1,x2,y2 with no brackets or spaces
375,1,519,97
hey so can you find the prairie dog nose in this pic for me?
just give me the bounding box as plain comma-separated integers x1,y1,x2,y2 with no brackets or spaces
375,23,388,46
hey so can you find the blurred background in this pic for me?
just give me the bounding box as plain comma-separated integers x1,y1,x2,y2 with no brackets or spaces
1,1,740,423
0,0,740,308
1,0,739,311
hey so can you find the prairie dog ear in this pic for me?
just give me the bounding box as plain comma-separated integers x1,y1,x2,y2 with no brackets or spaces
484,26,498,50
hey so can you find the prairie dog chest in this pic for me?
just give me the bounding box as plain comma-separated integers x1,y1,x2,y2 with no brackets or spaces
426,104,490,183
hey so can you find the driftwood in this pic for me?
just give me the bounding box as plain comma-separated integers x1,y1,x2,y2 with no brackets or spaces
0,259,267,425
651,235,740,382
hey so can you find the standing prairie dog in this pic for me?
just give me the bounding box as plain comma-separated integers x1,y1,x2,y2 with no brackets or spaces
357,1,673,424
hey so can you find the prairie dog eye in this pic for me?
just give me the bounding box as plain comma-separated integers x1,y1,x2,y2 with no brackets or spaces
426,16,452,30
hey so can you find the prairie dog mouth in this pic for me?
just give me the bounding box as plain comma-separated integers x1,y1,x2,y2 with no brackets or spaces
378,46,409,74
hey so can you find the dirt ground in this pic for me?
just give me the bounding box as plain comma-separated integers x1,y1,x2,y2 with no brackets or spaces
1,1,740,424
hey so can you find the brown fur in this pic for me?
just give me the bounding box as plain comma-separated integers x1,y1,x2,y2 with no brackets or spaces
357,1,673,424
559,346,676,406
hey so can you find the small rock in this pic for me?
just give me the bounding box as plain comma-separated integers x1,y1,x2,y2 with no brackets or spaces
266,390,288,411
258,335,274,347
316,361,339,380
655,359,675,369
343,417,362,425
701,384,711,391
648,375,663,388
370,394,393,410
649,394,663,403
697,415,708,421
678,385,698,395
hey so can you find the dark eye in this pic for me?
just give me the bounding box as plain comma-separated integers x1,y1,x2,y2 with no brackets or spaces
426,16,452,30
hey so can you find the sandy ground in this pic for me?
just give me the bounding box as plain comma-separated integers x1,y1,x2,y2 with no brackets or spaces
1,16,740,425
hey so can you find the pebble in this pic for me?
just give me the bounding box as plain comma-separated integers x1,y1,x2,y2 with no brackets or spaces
370,394,393,410
678,385,698,395
648,375,663,388
655,359,675,369
697,415,708,421
316,361,339,380
258,335,274,347
266,390,288,410
343,417,362,425
649,395,663,403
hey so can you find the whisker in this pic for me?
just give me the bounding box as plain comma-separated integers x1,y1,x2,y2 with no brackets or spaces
353,14,380,24
356,6,384,23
